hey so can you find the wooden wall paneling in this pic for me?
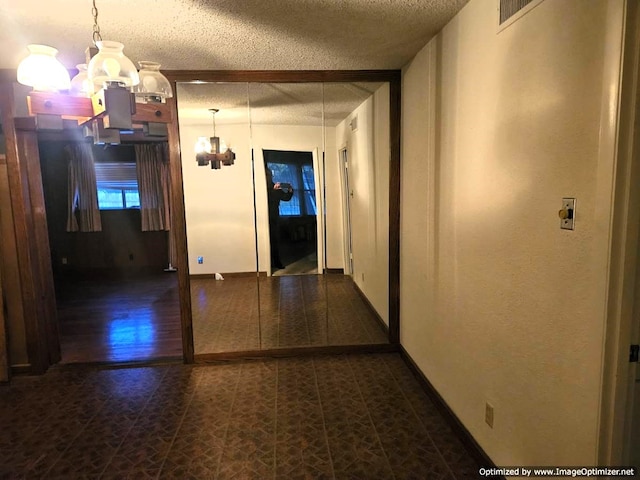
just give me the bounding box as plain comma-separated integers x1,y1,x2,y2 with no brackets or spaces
0,159,28,367
0,83,60,374
0,261,8,383
167,94,194,363
16,128,60,364
0,154,9,382
388,74,401,344
164,70,401,84
0,83,49,373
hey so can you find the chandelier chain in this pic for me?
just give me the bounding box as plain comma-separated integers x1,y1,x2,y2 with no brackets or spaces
92,0,102,45
211,109,218,137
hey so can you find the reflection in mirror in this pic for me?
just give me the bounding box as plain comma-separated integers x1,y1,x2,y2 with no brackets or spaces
323,82,390,345
250,83,328,348
176,82,259,354
176,80,391,355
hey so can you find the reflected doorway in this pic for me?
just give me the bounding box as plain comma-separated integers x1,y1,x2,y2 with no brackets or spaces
339,147,354,276
39,141,182,364
264,149,318,276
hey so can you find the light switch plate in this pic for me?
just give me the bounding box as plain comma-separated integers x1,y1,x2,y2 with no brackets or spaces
561,198,576,230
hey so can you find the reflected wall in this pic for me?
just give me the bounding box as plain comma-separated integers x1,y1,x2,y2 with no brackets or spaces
176,80,391,354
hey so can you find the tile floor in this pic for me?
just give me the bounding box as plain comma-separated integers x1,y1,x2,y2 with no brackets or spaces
0,354,480,479
192,275,388,354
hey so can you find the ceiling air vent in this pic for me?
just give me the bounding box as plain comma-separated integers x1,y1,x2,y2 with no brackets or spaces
498,0,544,29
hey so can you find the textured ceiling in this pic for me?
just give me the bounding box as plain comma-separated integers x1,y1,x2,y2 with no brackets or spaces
0,0,469,71
176,81,384,126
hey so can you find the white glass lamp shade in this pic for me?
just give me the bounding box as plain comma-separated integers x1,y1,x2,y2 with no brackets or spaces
17,44,71,92
133,61,173,102
195,137,212,154
70,64,94,97
87,41,140,90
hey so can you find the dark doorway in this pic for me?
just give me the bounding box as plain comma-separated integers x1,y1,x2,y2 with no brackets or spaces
263,149,318,275
39,141,182,364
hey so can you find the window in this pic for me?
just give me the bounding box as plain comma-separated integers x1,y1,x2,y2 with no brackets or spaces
267,160,316,216
94,162,140,209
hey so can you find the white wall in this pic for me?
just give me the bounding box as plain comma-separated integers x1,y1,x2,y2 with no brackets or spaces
179,121,342,274
401,0,621,466
180,121,256,274
336,84,390,324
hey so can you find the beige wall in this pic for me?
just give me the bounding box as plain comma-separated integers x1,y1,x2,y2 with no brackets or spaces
401,0,621,465
335,84,390,324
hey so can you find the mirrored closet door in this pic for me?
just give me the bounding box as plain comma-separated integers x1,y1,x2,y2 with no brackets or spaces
175,76,394,356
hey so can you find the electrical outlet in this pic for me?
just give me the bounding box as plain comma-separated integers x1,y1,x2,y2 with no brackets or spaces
485,402,494,428
61,257,67,265
197,256,204,264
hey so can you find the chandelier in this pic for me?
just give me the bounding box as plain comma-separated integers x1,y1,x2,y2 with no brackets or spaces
195,109,236,170
15,0,173,145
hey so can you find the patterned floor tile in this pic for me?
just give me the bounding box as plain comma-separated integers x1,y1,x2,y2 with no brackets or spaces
0,353,483,479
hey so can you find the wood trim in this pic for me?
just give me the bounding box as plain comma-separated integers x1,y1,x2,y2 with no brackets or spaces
13,117,37,131
195,343,399,363
27,91,93,120
168,70,401,359
18,128,60,365
50,356,184,371
388,75,401,345
399,346,502,474
190,272,265,279
166,94,194,364
165,70,401,84
0,245,8,383
0,83,50,374
10,364,33,376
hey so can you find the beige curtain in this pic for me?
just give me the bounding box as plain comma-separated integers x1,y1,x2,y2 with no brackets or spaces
134,143,170,232
65,144,101,232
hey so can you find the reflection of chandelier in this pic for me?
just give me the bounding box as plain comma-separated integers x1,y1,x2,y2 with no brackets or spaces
195,109,236,170
14,0,172,145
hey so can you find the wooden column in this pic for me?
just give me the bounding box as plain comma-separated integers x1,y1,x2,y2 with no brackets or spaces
0,83,60,373
0,154,9,383
167,94,194,363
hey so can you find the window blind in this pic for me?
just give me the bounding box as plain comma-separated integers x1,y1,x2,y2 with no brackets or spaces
94,162,138,189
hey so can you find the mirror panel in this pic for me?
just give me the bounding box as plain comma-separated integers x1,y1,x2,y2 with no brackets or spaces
176,82,260,354
250,82,327,348
175,78,392,355
323,82,390,344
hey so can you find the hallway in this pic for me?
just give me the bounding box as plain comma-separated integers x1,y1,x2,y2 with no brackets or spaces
0,354,479,479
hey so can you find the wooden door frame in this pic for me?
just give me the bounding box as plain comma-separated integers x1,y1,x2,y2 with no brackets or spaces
166,70,402,349
0,85,60,373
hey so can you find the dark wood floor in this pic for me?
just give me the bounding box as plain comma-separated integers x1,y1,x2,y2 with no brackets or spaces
56,272,388,364
56,273,183,364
